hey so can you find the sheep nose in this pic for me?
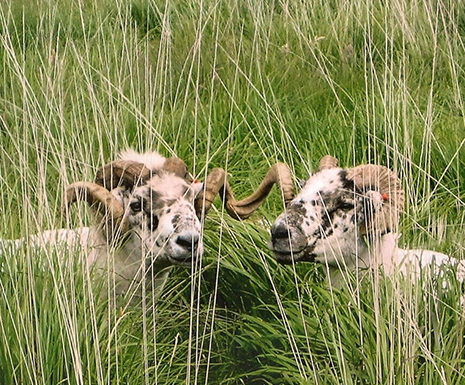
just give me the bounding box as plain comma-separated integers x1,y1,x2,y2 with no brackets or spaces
271,224,291,242
175,233,199,252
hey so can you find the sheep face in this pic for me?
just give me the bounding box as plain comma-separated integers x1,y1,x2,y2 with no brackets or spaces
269,168,383,266
116,172,203,265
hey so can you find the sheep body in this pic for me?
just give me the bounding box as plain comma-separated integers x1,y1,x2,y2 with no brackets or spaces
1,228,92,251
325,231,465,288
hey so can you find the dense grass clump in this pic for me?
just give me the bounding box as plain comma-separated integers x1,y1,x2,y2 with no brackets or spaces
0,0,464,383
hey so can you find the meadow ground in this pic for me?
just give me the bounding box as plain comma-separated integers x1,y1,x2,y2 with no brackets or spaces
0,0,464,383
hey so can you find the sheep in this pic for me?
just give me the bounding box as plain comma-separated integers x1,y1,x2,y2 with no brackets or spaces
1,151,295,300
268,155,465,289
1,151,206,299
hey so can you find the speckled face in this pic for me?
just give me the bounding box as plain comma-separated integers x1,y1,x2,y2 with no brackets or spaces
269,168,378,266
112,173,203,265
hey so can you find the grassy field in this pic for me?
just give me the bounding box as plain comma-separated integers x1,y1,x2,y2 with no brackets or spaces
1,0,464,383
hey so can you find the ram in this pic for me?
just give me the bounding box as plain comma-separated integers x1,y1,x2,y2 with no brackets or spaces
1,150,294,300
268,155,465,287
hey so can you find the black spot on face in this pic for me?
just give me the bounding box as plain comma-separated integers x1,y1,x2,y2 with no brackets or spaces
146,190,166,212
290,201,307,215
148,215,159,231
164,199,177,207
182,187,194,201
148,189,162,202
320,208,332,232
281,202,308,233
171,214,181,226
339,170,357,191
287,202,308,227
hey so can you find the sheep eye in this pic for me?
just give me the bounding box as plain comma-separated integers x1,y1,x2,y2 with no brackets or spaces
339,202,355,211
130,199,142,212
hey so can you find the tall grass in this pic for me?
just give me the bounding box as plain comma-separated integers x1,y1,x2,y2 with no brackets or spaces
0,0,464,383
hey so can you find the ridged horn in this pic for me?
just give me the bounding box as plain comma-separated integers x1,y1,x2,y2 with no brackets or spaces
195,163,295,220
64,182,129,238
163,157,189,180
94,160,152,190
318,155,339,170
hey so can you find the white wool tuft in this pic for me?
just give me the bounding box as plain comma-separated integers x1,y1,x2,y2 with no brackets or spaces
119,149,166,171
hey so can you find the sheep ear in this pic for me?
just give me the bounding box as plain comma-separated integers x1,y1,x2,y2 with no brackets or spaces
364,190,384,212
191,181,204,197
360,190,385,235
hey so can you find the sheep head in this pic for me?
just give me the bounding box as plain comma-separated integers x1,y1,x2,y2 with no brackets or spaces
65,156,204,265
269,155,404,265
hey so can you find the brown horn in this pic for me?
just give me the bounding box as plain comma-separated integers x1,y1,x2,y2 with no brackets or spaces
347,164,404,235
64,182,129,239
163,157,189,180
95,161,152,190
319,155,339,170
195,163,295,220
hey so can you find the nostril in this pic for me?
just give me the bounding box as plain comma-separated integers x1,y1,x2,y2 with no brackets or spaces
271,224,291,240
175,234,199,251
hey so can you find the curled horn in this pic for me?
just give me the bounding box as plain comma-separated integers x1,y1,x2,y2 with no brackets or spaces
317,155,404,235
195,163,295,220
95,161,152,190
96,157,191,189
163,157,190,180
64,182,129,239
65,160,150,244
